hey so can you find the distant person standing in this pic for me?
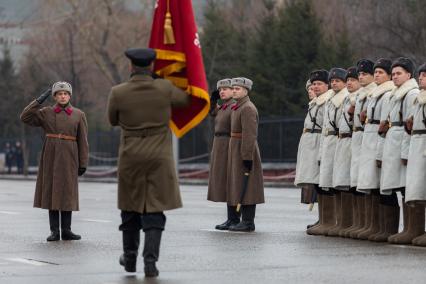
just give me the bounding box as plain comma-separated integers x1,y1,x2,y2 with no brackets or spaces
20,82,89,242
15,141,24,174
4,142,14,174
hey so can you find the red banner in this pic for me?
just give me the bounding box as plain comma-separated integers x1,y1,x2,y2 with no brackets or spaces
149,0,210,138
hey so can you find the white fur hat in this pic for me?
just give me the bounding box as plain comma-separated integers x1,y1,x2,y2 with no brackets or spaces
216,78,232,90
231,77,253,90
52,81,72,96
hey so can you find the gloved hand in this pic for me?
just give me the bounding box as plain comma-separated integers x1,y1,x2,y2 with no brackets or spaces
401,159,408,166
36,88,52,104
404,116,413,135
347,105,355,121
210,90,220,103
243,160,253,172
376,160,382,168
360,110,367,125
378,121,389,138
78,167,86,176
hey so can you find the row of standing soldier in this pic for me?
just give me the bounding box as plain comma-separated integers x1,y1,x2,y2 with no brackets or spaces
207,78,265,232
295,57,426,246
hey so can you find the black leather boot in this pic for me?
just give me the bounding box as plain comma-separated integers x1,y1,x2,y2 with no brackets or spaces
61,211,81,240
119,230,140,272
143,229,162,277
47,210,60,242
229,205,256,232
215,205,241,230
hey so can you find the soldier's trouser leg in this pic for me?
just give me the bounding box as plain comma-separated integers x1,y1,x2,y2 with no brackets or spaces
229,205,256,232
60,211,81,240
215,206,241,230
47,210,60,242
389,190,425,244
119,211,143,273
141,212,166,277
359,190,380,240
369,193,399,242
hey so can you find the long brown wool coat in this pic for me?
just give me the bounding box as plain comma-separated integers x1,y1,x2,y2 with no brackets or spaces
20,100,89,211
107,74,189,214
227,95,264,205
207,101,233,202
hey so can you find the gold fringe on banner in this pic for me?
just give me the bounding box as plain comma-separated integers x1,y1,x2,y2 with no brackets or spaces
164,0,176,44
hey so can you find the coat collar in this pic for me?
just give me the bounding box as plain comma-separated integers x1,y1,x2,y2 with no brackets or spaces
393,78,419,100
348,89,359,105
417,90,426,105
54,104,73,115
232,95,250,110
129,74,154,82
315,89,334,106
308,97,317,107
371,80,395,98
358,82,377,100
330,88,348,108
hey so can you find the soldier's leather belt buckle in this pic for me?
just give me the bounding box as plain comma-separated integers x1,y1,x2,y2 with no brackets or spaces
325,130,338,136
353,126,364,132
123,126,168,138
412,129,426,135
339,133,352,139
46,133,77,141
231,132,242,138
214,132,230,137
389,121,403,127
303,128,322,134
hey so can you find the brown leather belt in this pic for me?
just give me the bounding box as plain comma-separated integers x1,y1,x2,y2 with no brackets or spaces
214,132,230,137
325,130,338,136
389,121,403,127
231,132,242,138
412,130,426,135
339,133,352,139
46,133,77,141
366,119,380,125
123,126,168,137
353,126,364,132
303,128,322,134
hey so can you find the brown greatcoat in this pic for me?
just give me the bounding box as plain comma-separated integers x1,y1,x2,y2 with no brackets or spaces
227,95,264,205
107,74,189,214
207,101,233,202
20,100,89,211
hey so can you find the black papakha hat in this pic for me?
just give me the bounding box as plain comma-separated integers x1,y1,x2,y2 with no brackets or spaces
374,58,393,75
329,67,348,82
357,59,374,75
309,69,329,84
346,66,358,80
125,48,156,67
391,57,416,76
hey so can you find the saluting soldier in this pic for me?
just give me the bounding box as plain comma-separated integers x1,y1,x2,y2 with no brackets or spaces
406,63,426,246
381,57,420,244
227,77,264,232
318,68,348,237
333,67,360,237
20,82,89,242
302,70,335,236
207,78,239,230
107,48,189,276
356,59,396,241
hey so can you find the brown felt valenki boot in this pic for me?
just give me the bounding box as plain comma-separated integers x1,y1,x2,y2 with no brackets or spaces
388,201,408,243
349,194,366,238
327,191,342,237
389,204,425,245
354,194,372,239
308,194,336,236
358,193,380,240
342,192,358,238
338,191,354,237
370,205,399,242
306,194,322,233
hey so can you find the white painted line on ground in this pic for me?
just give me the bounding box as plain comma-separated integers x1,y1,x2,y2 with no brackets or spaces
6,258,48,266
80,219,112,223
0,211,20,215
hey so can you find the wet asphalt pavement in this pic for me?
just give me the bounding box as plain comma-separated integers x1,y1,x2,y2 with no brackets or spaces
1,180,426,284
